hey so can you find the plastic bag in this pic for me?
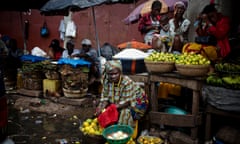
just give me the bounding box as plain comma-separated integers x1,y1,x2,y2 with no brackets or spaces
97,104,119,128
40,22,49,37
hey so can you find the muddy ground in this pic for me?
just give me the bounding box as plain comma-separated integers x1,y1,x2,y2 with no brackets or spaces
5,93,97,144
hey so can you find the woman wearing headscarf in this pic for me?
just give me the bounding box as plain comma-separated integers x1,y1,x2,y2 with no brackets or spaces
95,60,148,130
169,1,191,53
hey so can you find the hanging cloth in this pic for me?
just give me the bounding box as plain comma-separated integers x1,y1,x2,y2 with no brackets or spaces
65,20,76,38
58,19,66,41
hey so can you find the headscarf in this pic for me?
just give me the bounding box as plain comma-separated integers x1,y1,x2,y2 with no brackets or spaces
104,60,122,73
174,1,186,10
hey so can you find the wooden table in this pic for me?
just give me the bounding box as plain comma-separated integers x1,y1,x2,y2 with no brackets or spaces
148,72,206,143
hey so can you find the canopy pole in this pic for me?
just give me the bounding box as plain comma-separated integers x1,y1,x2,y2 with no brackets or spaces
91,7,101,57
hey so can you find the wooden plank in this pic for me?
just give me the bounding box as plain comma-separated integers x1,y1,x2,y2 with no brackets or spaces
127,73,149,83
149,74,203,91
149,111,202,127
17,88,43,97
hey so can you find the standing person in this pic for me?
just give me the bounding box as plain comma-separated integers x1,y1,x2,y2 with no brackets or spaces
48,39,65,60
95,60,148,132
169,1,191,54
77,38,100,84
61,39,80,58
138,0,162,45
5,38,23,86
201,3,231,58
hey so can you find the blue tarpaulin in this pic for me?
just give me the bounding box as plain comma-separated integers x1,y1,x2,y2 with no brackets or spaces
20,55,49,62
57,58,91,68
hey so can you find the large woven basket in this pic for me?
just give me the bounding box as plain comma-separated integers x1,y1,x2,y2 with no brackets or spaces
144,60,175,73
62,88,88,98
175,64,210,77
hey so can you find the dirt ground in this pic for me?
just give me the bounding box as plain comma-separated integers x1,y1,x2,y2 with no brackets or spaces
5,93,97,144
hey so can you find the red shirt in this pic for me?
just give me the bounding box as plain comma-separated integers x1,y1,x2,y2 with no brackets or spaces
208,13,230,58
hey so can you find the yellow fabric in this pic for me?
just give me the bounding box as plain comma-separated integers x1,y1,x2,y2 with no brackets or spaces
132,120,138,139
182,42,218,61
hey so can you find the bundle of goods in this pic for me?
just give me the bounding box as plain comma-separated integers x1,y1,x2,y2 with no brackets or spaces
58,58,91,98
43,61,61,80
144,52,176,73
112,48,148,74
175,52,211,77
20,56,48,90
206,62,240,89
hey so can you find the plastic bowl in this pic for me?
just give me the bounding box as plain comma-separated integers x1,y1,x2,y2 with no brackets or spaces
102,124,133,144
164,106,187,115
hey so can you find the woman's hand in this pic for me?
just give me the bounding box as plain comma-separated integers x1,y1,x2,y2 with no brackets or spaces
94,101,108,116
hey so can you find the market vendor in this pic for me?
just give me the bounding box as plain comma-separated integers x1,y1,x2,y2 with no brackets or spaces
61,39,80,58
76,38,100,85
48,39,65,60
95,60,148,131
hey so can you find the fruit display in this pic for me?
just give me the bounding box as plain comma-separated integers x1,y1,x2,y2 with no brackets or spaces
79,118,104,135
137,135,163,144
206,74,223,86
215,63,240,73
144,52,177,62
206,62,240,89
175,52,211,65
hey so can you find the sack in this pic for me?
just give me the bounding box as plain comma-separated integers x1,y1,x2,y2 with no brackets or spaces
195,35,217,46
130,90,149,120
40,22,49,37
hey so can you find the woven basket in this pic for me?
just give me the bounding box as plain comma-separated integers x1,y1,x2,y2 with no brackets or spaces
144,60,175,73
62,88,88,98
175,64,210,77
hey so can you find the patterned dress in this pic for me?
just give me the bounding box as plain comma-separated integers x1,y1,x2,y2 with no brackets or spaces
100,75,148,128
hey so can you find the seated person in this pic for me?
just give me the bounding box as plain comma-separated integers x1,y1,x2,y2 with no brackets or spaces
169,1,191,54
48,39,65,60
95,60,148,135
61,39,80,58
138,0,162,45
183,3,230,63
201,3,231,58
76,39,100,84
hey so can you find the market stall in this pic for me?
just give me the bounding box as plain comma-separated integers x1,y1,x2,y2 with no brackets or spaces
203,61,240,143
